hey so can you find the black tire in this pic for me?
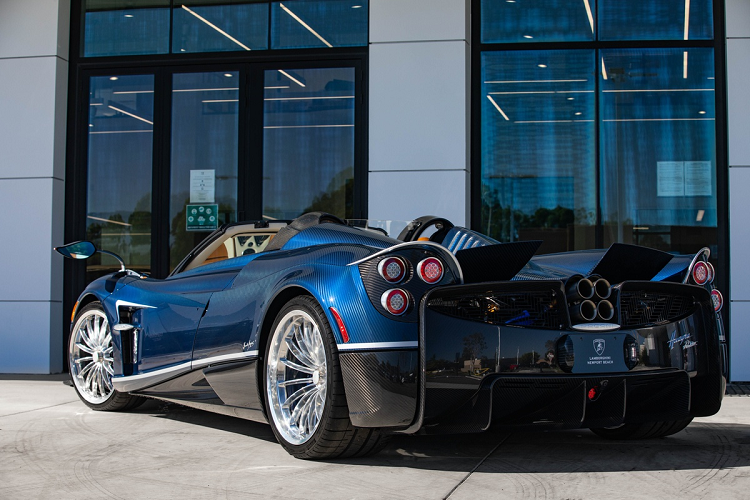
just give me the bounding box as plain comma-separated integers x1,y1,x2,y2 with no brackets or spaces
68,302,145,411
264,295,389,459
590,417,693,440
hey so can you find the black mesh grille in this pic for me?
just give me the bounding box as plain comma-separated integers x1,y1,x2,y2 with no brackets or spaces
427,289,565,329
619,290,695,327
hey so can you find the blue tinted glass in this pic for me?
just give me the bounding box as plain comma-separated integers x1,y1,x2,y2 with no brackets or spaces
481,51,597,252
481,0,596,43
600,48,716,253
173,2,269,53
271,1,368,49
84,1,169,57
263,68,355,219
170,72,239,270
599,0,713,40
87,74,154,280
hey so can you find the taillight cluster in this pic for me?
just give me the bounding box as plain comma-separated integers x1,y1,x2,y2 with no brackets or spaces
690,260,723,312
378,256,445,316
691,261,715,286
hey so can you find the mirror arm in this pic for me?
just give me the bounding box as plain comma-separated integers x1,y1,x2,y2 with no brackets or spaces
98,250,126,272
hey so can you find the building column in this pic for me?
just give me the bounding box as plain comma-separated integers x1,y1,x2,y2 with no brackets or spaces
0,0,69,373
727,0,750,381
368,0,471,226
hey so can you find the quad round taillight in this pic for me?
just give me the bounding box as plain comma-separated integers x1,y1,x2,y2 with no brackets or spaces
692,261,710,285
381,289,410,316
417,257,444,284
711,289,724,312
378,257,407,283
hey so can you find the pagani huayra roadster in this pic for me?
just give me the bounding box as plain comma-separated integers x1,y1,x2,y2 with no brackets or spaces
55,212,727,459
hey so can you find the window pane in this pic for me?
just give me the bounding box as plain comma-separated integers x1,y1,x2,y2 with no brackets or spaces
481,50,597,253
600,48,716,255
481,0,596,43
87,75,154,281
173,1,269,53
271,1,368,49
83,0,169,57
263,67,355,220
599,0,713,41
170,72,239,271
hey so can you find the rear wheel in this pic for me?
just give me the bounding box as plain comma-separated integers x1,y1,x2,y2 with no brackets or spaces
590,417,693,440
264,296,388,459
68,302,144,411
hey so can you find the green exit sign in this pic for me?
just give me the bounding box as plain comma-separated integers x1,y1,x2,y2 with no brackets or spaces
186,204,219,232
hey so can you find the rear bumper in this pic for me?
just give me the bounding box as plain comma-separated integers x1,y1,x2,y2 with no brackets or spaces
338,281,725,433
415,281,725,434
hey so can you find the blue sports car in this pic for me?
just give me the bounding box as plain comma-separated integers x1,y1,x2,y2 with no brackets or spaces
55,212,727,459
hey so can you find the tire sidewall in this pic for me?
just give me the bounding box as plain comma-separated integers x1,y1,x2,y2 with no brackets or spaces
263,296,338,455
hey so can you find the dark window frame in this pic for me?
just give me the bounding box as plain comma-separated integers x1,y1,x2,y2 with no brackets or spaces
470,0,729,374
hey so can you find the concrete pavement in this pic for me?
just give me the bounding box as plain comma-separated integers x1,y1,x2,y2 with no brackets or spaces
2,377,750,499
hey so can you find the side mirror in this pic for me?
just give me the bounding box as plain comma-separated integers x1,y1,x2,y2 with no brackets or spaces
54,241,97,260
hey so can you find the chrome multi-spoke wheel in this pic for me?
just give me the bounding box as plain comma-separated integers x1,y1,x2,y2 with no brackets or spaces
267,308,327,445
70,306,114,404
68,302,143,411
264,296,388,459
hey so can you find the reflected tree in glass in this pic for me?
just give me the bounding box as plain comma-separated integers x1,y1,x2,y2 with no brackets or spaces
263,67,355,220
480,50,596,253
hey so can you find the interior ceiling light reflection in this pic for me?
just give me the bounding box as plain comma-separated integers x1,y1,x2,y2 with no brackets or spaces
279,2,333,48
181,5,251,51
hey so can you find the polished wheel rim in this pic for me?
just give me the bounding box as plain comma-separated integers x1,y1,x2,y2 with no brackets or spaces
69,308,114,404
267,309,327,445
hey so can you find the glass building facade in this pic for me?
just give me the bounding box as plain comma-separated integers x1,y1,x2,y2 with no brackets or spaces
477,0,722,265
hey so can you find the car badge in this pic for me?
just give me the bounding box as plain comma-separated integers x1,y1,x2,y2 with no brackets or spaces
594,339,606,356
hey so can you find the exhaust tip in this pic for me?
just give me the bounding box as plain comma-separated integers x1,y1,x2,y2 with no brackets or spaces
594,278,611,299
597,300,615,321
568,278,595,301
570,299,597,322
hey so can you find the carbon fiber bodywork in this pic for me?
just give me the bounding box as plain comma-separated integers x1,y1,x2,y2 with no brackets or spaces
63,214,726,441
415,281,724,433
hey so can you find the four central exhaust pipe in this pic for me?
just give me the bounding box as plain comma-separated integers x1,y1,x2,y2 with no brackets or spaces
567,277,615,322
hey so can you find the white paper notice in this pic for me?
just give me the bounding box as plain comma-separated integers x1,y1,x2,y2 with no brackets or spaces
684,161,712,196
190,170,215,203
657,162,685,197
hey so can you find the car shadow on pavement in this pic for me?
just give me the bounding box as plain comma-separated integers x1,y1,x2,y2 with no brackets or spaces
133,399,278,444
348,423,750,473
132,397,750,473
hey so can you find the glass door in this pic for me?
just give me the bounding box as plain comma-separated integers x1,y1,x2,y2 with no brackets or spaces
86,74,155,281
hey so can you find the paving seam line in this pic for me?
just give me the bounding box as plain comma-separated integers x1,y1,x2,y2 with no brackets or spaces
443,433,510,500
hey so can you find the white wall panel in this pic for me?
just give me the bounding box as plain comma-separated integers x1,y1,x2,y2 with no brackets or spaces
726,0,750,38
0,0,69,59
370,0,469,43
369,41,469,172
730,167,750,299
0,301,62,374
727,39,750,167
731,302,750,382
0,57,63,179
0,179,61,302
369,170,469,226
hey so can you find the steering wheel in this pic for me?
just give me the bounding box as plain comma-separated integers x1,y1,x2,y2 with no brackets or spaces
397,216,454,242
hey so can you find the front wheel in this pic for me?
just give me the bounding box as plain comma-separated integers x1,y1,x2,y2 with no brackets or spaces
590,417,693,440
264,296,388,459
68,302,144,411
